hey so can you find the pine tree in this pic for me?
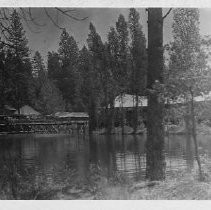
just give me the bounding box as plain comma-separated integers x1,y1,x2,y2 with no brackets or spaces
32,51,65,114
86,23,104,132
8,10,29,60
36,79,65,115
32,51,45,78
128,8,147,133
106,27,120,133
30,51,46,105
115,14,130,134
47,51,61,82
0,43,6,112
115,14,130,91
101,42,117,133
78,46,91,109
58,29,79,111
6,9,32,113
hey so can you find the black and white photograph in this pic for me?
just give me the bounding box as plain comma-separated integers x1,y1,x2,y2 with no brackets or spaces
1,1,211,203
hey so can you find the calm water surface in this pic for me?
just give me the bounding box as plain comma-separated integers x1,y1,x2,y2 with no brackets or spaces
1,134,211,186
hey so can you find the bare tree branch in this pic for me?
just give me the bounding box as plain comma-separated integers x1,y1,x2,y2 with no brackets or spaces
19,8,42,33
57,9,76,13
163,8,172,20
2,8,10,21
0,7,89,48
27,8,46,27
44,8,65,30
55,8,88,21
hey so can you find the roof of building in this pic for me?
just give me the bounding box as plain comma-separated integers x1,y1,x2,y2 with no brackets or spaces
4,105,16,111
14,105,41,116
112,92,211,108
54,112,89,118
114,94,147,108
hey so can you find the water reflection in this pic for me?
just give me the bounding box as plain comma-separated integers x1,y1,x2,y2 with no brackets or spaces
0,134,211,187
186,133,194,171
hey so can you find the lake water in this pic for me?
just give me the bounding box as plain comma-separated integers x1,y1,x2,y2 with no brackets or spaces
1,133,211,188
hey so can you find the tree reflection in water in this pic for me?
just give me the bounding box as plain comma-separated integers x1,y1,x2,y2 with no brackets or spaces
186,133,194,172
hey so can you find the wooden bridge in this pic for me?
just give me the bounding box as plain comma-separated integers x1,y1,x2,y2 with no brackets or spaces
0,114,89,135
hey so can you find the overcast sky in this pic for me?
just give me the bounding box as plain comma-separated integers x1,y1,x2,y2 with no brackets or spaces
23,8,211,62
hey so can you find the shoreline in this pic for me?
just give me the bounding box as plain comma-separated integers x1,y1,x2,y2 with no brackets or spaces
23,165,211,200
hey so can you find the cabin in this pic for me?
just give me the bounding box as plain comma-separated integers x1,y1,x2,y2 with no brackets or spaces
104,94,148,127
14,105,41,118
106,92,211,127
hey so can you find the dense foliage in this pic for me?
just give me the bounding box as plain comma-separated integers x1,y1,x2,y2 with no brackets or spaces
0,8,148,133
1,8,210,133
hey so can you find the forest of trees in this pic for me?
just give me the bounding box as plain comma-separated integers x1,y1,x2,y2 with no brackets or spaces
0,8,210,137
0,8,211,183
0,8,148,133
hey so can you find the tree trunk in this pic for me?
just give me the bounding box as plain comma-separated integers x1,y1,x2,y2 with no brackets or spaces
120,93,125,135
88,93,97,134
190,91,203,180
145,8,166,180
104,88,109,133
15,85,21,115
0,66,5,113
133,93,139,134
104,88,114,135
186,130,194,172
107,99,115,134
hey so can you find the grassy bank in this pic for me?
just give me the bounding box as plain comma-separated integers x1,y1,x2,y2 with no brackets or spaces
55,157,211,200
93,171,211,200
2,163,211,200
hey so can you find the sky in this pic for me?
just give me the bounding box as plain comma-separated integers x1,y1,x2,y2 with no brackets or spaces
22,8,211,63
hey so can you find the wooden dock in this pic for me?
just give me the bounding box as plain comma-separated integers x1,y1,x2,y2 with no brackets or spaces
0,119,89,135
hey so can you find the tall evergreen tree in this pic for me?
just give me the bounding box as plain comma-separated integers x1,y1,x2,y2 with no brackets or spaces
115,14,130,92
86,22,104,132
32,51,45,78
58,29,79,111
87,22,116,132
35,78,65,115
47,51,61,82
5,10,32,112
128,8,147,133
32,51,65,114
78,46,91,109
115,14,130,134
0,43,7,112
106,27,120,133
30,51,46,105
101,42,117,133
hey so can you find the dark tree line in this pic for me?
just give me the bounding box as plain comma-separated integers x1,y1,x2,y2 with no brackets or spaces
0,10,65,115
47,9,148,134
0,8,148,134
1,8,210,182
